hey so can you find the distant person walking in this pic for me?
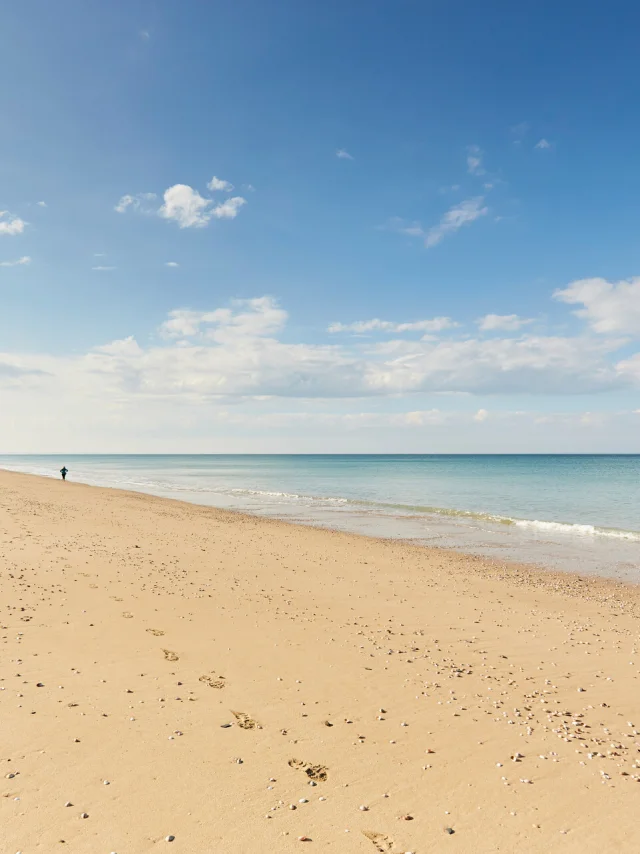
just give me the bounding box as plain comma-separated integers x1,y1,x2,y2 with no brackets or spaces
60,466,68,481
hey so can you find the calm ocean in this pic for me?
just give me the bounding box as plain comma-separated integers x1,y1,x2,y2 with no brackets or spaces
2,454,639,582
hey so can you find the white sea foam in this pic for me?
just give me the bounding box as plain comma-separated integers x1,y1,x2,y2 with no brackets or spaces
513,518,640,541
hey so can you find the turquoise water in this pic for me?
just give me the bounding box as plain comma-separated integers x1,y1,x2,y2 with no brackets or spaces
1,454,639,581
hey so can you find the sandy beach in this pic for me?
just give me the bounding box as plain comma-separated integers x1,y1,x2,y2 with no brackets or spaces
2,470,640,853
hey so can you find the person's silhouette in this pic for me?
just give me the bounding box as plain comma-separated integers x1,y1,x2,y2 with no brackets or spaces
60,467,68,481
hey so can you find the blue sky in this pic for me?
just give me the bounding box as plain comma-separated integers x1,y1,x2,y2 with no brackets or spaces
1,0,640,452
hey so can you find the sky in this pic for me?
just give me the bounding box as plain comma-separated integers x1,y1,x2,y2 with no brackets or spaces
1,0,640,453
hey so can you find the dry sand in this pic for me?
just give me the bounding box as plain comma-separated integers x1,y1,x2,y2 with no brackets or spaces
2,469,640,853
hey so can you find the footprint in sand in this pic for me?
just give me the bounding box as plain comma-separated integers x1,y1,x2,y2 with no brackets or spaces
288,758,328,782
122,611,134,619
110,596,124,602
362,831,395,853
146,628,165,637
89,584,98,589
231,710,258,730
163,649,179,662
199,674,226,689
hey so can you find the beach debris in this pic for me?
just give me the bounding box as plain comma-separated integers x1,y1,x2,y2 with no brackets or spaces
445,827,455,835
400,814,414,821
323,720,333,727
165,835,175,842
298,836,312,841
80,812,89,819
64,801,72,807
360,805,370,811
231,710,258,730
288,758,328,781
220,723,233,728
162,649,179,662
146,628,165,636
36,682,44,687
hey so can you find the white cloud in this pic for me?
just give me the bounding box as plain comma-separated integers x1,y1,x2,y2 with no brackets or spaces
140,29,150,40
159,297,288,342
535,138,551,150
115,192,157,214
328,317,458,334
92,266,116,271
211,196,246,220
0,213,27,236
554,277,640,335
0,256,31,267
473,408,489,422
207,176,234,192
336,149,354,160
1,294,632,412
467,145,485,176
158,184,212,228
154,184,247,228
478,313,534,332
164,261,179,268
36,201,47,207
425,197,488,248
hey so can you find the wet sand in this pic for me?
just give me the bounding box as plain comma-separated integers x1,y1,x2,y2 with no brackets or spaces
2,469,640,853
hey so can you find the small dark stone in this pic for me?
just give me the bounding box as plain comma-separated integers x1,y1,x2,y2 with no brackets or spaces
445,827,455,835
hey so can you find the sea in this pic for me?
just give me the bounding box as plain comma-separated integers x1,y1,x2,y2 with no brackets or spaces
1,454,639,582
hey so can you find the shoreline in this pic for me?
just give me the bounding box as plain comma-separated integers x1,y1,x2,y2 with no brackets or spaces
2,456,639,585
3,466,640,603
3,469,640,852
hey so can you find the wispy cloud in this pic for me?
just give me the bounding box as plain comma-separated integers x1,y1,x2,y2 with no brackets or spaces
328,317,458,334
535,138,552,150
92,266,116,271
510,122,529,144
36,201,47,208
425,197,488,248
466,145,485,176
140,29,150,40
336,149,354,160
554,276,640,335
327,317,459,335
477,314,534,332
207,176,234,192
114,193,157,214
164,261,179,268
383,217,425,238
210,196,246,220
0,255,31,267
0,213,27,236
